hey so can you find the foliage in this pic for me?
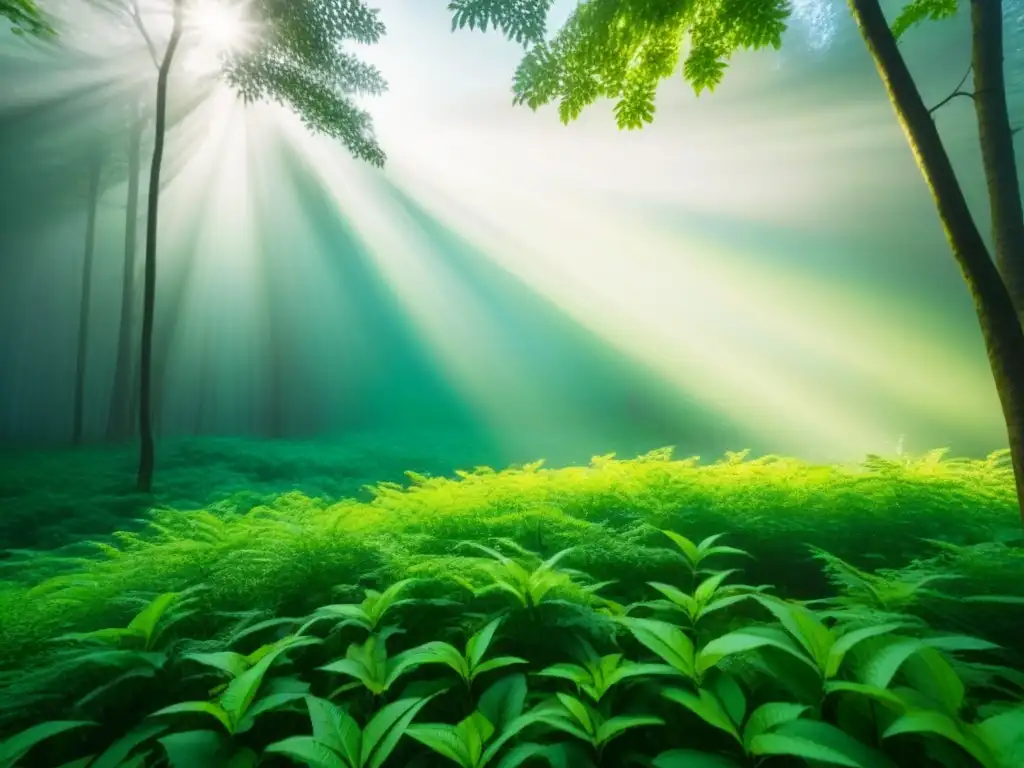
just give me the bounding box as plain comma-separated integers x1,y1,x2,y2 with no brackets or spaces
0,444,1019,677
0,0,55,37
223,0,388,165
2,530,1024,768
445,0,965,129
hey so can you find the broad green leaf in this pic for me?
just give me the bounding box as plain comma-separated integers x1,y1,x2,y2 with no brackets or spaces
407,724,471,767
900,647,964,715
556,693,595,735
89,722,169,768
757,719,895,768
974,706,1024,767
494,742,548,768
857,637,924,689
537,547,576,573
618,617,694,678
709,674,746,727
150,702,233,733
826,623,903,679
404,642,471,680
481,709,565,764
220,646,288,726
823,682,908,712
742,703,808,748
157,730,226,768
754,597,833,672
535,663,590,686
699,594,753,620
0,721,95,768
472,656,528,681
467,616,504,669
479,674,527,732
183,651,249,679
235,691,307,734
922,635,1001,653
694,570,738,605
662,688,741,743
696,631,778,677
647,583,699,617
883,710,969,748
264,736,346,768
364,695,436,768
661,530,700,565
595,715,664,747
301,696,354,760
653,749,744,767
368,579,418,625
127,592,180,646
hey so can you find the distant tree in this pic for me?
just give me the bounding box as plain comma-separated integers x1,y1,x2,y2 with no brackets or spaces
133,0,389,492
448,0,1024,523
1,0,55,36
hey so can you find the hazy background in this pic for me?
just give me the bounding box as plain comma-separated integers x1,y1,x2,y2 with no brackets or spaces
0,0,1016,467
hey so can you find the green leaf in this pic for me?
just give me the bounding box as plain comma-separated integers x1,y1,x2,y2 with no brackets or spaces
0,721,95,768
264,736,346,768
89,722,169,768
662,688,741,743
127,592,180,647
823,681,909,712
472,656,528,681
900,647,965,715
754,596,833,672
364,695,435,768
975,706,1024,767
404,641,471,680
466,616,504,669
556,693,595,735
741,703,808,748
826,623,903,679
150,702,234,734
647,583,699,618
694,570,738,605
696,631,779,677
618,617,694,678
755,719,894,768
494,742,549,768
407,724,472,767
536,663,590,686
183,651,249,679
709,674,746,728
157,730,227,768
661,530,700,566
479,674,528,732
891,0,959,40
857,637,925,689
595,715,664,747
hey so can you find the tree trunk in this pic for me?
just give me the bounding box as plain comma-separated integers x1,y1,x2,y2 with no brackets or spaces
849,0,1024,523
107,105,144,442
137,0,184,492
73,151,103,446
971,0,1024,316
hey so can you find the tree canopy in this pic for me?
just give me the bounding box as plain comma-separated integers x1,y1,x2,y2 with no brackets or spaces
1,0,55,36
448,0,960,129
224,0,388,166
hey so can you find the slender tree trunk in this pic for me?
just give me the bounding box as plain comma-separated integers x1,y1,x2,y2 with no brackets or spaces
849,0,1024,523
137,0,184,492
107,106,144,442
73,151,103,446
971,0,1024,316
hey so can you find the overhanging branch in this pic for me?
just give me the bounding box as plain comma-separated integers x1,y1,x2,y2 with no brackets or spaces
929,64,974,115
131,0,159,68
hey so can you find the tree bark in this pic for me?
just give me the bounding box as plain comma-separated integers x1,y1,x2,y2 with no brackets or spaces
849,0,1024,523
73,150,103,446
970,0,1024,316
107,105,144,442
137,0,184,492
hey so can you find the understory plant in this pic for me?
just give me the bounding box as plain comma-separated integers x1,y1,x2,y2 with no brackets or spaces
2,532,1023,768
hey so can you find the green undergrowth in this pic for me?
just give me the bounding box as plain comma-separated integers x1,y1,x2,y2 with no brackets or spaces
0,434,500,551
0,447,1020,677
2,533,1023,768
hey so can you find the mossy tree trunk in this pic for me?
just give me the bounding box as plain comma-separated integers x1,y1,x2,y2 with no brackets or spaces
848,0,1024,524
137,0,184,492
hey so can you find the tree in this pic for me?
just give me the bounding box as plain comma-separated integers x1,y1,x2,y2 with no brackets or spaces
72,148,105,446
448,0,1024,523
1,0,55,36
133,0,389,491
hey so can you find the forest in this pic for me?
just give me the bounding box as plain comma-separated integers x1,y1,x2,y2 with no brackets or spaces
1,1,1024,767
